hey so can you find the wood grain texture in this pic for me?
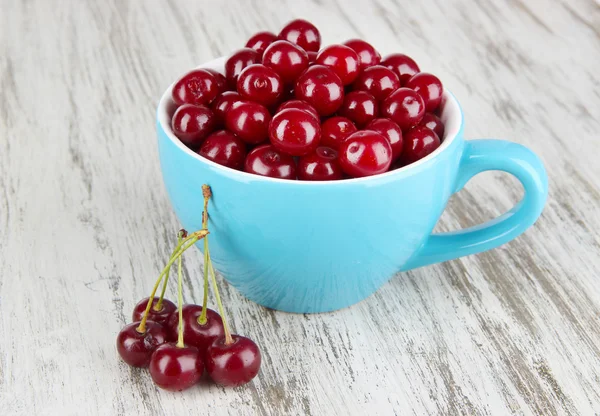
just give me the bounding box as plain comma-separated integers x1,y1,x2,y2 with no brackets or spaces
1,0,600,414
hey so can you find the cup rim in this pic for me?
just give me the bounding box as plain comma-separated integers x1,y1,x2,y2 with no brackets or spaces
157,57,464,185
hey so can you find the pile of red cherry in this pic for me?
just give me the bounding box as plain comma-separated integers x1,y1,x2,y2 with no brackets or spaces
170,19,445,180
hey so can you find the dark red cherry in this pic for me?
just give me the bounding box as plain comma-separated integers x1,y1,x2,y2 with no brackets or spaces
405,72,443,112
338,130,392,177
298,147,343,181
245,144,296,179
203,69,228,94
171,104,215,147
278,19,321,52
206,335,261,387
237,64,283,106
380,88,425,131
316,44,360,86
307,51,318,64
295,65,344,116
365,118,403,161
116,321,168,368
269,108,321,156
198,130,247,170
353,65,400,101
276,99,319,120
211,91,245,125
420,112,445,140
225,102,271,144
225,48,261,89
401,126,440,165
172,69,219,106
342,39,381,70
132,297,176,326
245,31,277,57
166,304,224,352
381,53,420,85
149,343,203,391
338,91,378,128
320,116,357,150
262,40,309,85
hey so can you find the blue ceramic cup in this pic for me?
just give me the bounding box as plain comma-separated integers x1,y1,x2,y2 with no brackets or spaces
157,57,548,313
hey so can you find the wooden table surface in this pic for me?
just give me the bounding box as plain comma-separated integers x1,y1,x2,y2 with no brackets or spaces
1,0,599,414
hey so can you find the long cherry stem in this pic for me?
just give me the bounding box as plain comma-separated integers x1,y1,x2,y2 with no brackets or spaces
207,247,233,345
176,235,185,348
157,230,187,310
198,186,211,325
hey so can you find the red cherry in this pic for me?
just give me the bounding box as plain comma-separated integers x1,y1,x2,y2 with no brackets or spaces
320,116,357,150
245,144,296,179
269,108,321,156
166,304,224,352
225,48,261,89
307,51,318,64
132,297,176,326
172,69,220,106
203,68,228,94
237,64,283,106
211,91,245,125
278,19,321,52
171,104,215,147
206,335,261,387
401,126,440,165
420,112,445,140
338,91,378,128
295,65,344,116
380,88,425,131
381,54,420,85
342,39,381,70
245,31,277,57
405,72,444,112
298,147,343,181
149,343,203,391
262,40,309,85
225,102,271,144
315,44,360,86
353,65,400,101
276,99,319,120
198,130,247,170
116,321,168,367
338,130,392,177
365,118,403,161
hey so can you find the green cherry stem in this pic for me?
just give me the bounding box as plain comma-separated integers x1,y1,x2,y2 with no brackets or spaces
207,248,233,345
198,185,211,325
176,234,185,348
156,230,187,310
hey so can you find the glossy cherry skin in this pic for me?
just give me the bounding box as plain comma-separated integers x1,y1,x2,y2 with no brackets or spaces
203,69,228,94
420,112,445,140
307,51,318,64
278,19,321,52
298,147,343,181
132,297,176,326
269,108,321,156
353,65,400,101
276,99,319,120
401,126,440,165
171,104,215,147
198,130,247,170
320,116,357,150
225,102,271,144
338,130,392,177
380,88,425,131
338,91,378,128
166,304,224,353
342,39,381,70
262,40,309,85
149,343,203,391
245,31,277,57
172,69,219,106
381,53,420,85
211,91,245,125
245,144,296,179
295,65,344,116
225,48,261,89
316,44,360,86
237,64,283,106
405,72,443,112
206,335,261,387
365,118,403,161
116,321,168,367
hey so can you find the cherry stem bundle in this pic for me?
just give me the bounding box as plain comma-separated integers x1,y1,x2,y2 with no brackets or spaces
176,234,185,348
157,230,187,310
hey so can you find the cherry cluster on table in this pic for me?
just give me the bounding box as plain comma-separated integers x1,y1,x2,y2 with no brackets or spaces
170,18,445,180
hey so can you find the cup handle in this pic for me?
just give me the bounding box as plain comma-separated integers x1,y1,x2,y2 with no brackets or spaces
401,139,548,271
